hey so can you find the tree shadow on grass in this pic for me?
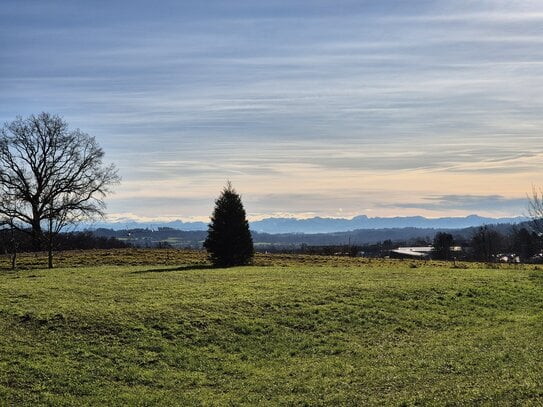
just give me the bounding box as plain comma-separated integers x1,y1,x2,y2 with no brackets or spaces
131,264,215,274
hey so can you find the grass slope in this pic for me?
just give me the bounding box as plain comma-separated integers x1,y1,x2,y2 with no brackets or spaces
0,250,542,405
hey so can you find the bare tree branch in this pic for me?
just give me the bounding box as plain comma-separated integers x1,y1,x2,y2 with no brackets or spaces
528,185,543,235
0,112,120,266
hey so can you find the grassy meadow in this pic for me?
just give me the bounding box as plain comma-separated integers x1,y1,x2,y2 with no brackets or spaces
0,249,542,405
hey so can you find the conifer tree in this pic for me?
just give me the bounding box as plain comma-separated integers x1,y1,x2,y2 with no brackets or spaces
204,182,254,267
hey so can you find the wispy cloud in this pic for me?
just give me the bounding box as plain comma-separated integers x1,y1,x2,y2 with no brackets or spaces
384,195,527,213
1,0,542,219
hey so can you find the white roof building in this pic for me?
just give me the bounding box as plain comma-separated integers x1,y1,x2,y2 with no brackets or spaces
390,246,433,258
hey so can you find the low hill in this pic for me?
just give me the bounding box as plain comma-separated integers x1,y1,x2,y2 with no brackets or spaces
91,222,523,249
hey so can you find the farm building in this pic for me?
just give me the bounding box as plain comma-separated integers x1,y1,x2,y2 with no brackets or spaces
389,246,433,259
389,246,463,260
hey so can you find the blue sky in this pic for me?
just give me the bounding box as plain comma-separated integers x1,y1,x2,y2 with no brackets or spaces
1,0,543,221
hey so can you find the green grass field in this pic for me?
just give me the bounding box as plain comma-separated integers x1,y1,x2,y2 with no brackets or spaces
0,250,542,405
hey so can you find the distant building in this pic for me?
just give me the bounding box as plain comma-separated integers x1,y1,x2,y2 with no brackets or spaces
389,246,433,259
389,245,463,260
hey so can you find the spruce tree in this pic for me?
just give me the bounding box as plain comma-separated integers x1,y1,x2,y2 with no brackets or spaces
204,182,254,267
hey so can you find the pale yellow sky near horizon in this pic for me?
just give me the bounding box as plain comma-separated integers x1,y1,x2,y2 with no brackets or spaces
105,160,537,222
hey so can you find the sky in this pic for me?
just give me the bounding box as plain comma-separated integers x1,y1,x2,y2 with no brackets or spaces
1,0,543,222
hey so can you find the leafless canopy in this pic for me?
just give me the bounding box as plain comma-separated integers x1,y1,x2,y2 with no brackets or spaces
0,112,120,245
528,185,543,234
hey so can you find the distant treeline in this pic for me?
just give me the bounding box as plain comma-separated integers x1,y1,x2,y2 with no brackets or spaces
90,223,518,249
3,222,542,264
88,222,543,262
270,225,543,263
0,229,130,254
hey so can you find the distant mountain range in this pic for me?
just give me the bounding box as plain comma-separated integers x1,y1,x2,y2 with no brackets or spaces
249,215,527,233
86,214,528,234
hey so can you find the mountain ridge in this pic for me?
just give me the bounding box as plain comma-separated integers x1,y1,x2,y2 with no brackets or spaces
86,214,528,234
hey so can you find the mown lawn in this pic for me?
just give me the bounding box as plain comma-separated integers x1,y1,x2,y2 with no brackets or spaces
0,250,542,405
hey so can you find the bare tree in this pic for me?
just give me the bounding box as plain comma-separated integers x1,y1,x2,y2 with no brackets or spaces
0,216,19,269
0,112,120,268
528,185,543,234
432,232,454,260
470,225,503,262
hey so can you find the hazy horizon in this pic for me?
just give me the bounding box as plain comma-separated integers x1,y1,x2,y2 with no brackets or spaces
2,1,542,222
98,212,527,226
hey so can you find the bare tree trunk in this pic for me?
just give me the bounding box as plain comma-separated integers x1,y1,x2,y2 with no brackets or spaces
47,214,53,269
48,245,53,269
31,224,42,252
9,222,17,270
